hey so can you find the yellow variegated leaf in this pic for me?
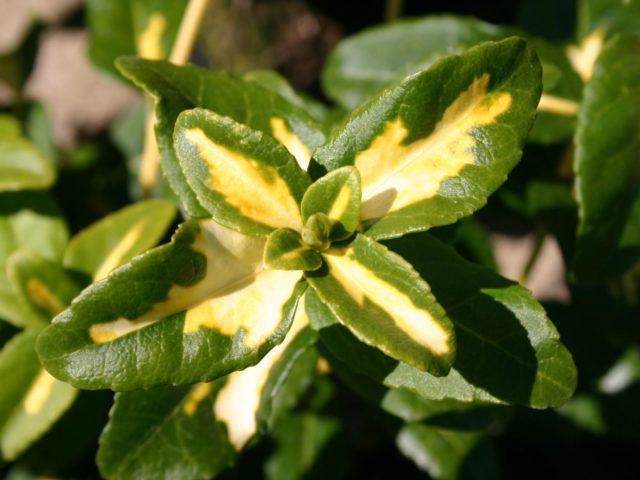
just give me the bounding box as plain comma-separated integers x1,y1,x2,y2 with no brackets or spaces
357,73,511,221
314,38,541,239
37,220,306,390
307,234,455,375
214,295,309,450
174,109,310,237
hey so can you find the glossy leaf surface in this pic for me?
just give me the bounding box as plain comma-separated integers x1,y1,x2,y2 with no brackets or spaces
97,307,315,477
308,234,455,376
308,234,577,408
322,15,579,144
315,38,541,239
37,220,304,390
117,57,325,216
174,109,310,236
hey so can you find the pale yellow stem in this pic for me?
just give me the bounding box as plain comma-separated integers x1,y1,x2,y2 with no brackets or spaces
139,0,211,195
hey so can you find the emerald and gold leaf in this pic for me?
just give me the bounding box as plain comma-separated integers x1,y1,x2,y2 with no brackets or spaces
307,234,455,375
63,199,176,281
0,192,68,328
87,0,187,77
314,38,541,240
301,166,361,241
7,251,81,324
0,115,55,192
0,330,77,461
307,234,576,409
174,109,310,236
37,220,306,390
117,58,325,217
214,300,309,450
264,228,323,271
96,300,317,478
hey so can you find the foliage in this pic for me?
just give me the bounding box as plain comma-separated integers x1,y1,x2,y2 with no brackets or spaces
1,0,639,478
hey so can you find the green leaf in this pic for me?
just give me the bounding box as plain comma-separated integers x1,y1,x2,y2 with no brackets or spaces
97,305,317,478
307,234,455,375
301,166,361,241
97,382,234,480
0,115,55,192
63,199,176,281
116,58,326,216
396,423,499,480
328,354,503,427
264,229,322,271
315,38,541,240
87,0,187,77
265,413,341,480
530,39,583,144
7,251,81,325
308,234,577,408
573,34,640,282
0,329,77,461
0,192,68,327
243,70,331,127
257,323,319,433
174,108,310,236
37,220,305,390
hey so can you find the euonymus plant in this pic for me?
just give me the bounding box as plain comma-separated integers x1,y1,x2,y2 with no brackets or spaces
2,0,639,478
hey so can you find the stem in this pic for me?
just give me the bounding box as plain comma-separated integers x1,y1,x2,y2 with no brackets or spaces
518,227,547,285
170,0,211,65
384,0,404,22
139,0,211,196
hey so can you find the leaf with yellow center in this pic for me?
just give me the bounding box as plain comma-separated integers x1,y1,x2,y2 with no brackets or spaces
356,73,511,220
37,220,306,391
307,234,455,375
174,109,310,237
314,38,541,239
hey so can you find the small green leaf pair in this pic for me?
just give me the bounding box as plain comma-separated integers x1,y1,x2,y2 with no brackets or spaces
265,166,361,271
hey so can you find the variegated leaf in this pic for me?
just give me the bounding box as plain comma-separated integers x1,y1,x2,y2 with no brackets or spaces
174,109,310,236
0,329,77,461
7,251,81,325
315,38,541,240
0,192,68,327
37,220,305,390
301,166,361,241
97,302,317,478
307,234,577,409
87,0,187,77
264,228,322,271
63,199,176,281
117,58,325,216
307,234,455,375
